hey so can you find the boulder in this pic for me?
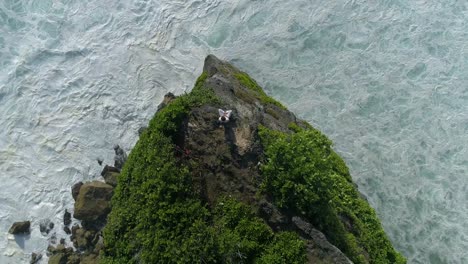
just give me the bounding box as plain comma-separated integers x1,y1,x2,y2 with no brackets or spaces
100,165,119,176
8,221,30,235
73,181,113,223
71,182,83,201
103,171,119,187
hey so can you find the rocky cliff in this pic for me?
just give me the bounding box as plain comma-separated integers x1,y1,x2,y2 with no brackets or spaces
67,55,405,263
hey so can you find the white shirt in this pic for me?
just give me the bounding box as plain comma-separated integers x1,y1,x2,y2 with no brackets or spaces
218,109,232,123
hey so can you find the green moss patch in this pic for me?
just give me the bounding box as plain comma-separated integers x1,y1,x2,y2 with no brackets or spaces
258,125,406,264
234,72,286,110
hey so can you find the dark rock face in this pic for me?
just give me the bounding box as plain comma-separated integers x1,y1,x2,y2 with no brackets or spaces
113,145,127,170
100,165,120,176
184,55,303,207
71,182,83,201
73,181,113,223
8,221,30,235
64,209,72,227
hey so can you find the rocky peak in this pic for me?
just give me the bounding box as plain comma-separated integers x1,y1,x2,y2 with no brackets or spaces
175,55,353,263
99,55,405,264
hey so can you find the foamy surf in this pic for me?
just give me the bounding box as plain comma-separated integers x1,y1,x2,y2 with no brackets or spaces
1,0,467,263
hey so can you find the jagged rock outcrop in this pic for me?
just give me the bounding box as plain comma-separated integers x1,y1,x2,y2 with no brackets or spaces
181,55,354,263
53,55,404,263
8,221,30,235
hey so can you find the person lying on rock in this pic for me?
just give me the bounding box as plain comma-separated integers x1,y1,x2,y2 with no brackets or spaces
218,109,232,123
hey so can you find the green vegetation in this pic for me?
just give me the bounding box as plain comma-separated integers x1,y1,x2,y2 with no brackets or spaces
194,71,208,91
234,72,286,110
102,65,404,264
258,125,406,264
102,74,306,264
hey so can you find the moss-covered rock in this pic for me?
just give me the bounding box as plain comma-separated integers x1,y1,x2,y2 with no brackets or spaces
48,253,67,264
8,221,30,235
73,181,113,223
101,55,405,264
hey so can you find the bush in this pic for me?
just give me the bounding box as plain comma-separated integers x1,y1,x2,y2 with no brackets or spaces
258,125,406,264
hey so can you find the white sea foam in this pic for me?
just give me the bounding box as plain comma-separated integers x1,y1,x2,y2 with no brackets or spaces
0,0,467,263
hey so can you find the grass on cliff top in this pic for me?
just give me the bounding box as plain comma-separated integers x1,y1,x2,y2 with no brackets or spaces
102,73,307,264
234,72,286,110
259,124,406,264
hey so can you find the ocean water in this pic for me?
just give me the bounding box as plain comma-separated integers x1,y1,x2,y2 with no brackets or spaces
0,0,467,263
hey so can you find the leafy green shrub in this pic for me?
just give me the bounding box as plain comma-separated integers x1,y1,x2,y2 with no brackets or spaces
258,232,307,264
212,197,306,264
258,125,406,264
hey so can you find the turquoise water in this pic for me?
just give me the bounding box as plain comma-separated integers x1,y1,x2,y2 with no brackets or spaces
0,0,467,263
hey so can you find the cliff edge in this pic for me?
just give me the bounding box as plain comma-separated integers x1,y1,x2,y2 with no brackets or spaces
101,55,406,263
